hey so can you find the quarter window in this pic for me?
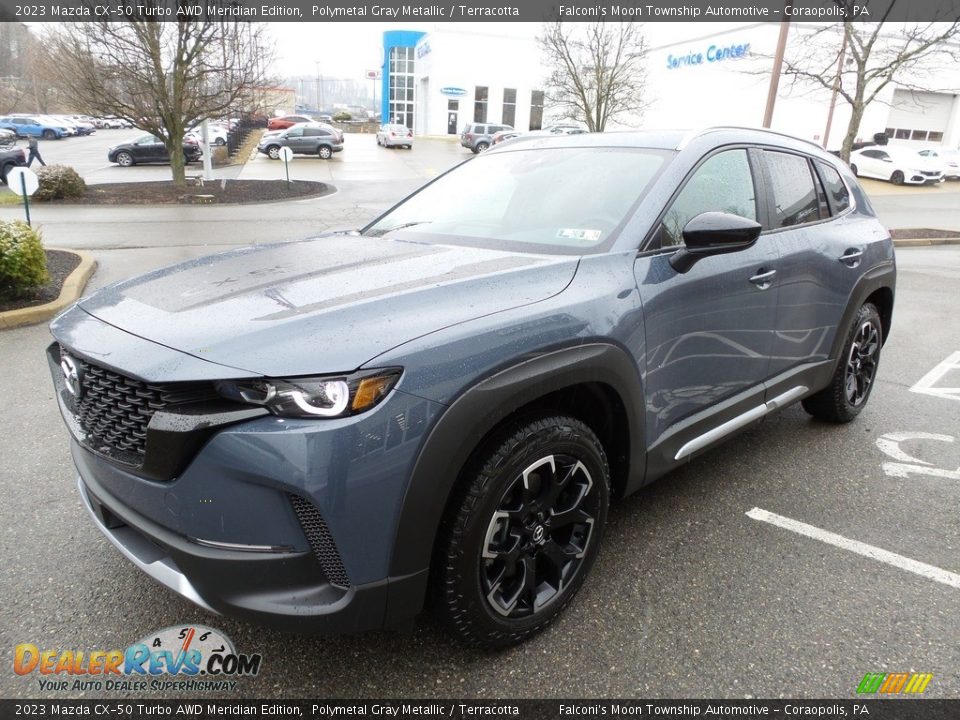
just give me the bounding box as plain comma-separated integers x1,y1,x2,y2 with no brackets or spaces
763,151,821,228
660,149,757,247
815,161,851,215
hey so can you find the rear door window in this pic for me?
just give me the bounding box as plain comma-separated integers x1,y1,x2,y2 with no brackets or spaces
762,151,821,228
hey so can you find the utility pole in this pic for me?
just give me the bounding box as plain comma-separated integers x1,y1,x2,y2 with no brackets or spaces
822,25,849,149
315,61,325,113
762,0,791,128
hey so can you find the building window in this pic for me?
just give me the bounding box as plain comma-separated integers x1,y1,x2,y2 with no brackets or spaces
388,46,415,130
894,129,910,140
474,86,488,123
910,129,928,141
928,131,944,142
530,90,544,130
502,88,516,127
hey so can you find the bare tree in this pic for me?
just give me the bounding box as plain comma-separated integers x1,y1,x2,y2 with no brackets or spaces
782,7,960,161
538,22,648,132
48,16,274,185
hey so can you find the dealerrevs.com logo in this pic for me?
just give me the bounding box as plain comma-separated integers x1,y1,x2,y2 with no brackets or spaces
14,625,262,692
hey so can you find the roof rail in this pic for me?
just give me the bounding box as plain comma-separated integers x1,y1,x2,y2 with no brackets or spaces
677,125,825,151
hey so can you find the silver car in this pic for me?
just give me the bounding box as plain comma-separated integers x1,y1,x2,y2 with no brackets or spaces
376,123,413,149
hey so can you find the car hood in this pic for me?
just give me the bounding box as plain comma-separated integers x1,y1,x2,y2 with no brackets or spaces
78,235,579,377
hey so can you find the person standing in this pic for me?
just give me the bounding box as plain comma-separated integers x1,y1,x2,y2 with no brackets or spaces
27,135,46,167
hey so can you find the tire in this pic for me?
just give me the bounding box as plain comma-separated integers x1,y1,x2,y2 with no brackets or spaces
1,162,12,184
850,164,858,177
802,303,882,423
115,151,134,167
214,137,226,146
432,415,610,648
42,129,55,140
318,145,332,159
891,170,904,185
266,145,281,160
475,141,489,153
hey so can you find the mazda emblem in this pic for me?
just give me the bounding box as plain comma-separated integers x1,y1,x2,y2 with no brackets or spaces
61,354,82,399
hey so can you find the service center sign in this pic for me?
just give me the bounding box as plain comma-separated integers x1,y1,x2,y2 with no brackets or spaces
667,41,751,69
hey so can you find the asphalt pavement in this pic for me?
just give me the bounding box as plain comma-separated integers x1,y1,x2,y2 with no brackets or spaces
0,131,958,700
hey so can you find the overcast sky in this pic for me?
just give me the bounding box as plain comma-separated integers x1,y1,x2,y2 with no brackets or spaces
270,22,542,79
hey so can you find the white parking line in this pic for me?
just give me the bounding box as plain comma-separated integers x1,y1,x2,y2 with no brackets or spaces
746,507,960,590
910,351,960,401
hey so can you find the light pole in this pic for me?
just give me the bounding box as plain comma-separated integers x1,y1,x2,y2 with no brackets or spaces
762,0,791,128
315,61,325,113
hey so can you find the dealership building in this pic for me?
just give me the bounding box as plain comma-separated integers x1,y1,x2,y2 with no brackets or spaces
380,23,960,150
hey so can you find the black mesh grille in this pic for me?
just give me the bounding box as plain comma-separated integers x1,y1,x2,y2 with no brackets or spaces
62,348,215,467
288,494,350,588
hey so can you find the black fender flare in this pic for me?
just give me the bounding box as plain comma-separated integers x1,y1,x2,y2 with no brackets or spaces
828,260,896,364
384,343,645,620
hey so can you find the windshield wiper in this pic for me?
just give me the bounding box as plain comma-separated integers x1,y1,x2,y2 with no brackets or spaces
369,221,430,237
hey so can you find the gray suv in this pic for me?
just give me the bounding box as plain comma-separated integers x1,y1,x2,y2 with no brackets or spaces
460,122,513,153
258,123,344,160
49,127,894,648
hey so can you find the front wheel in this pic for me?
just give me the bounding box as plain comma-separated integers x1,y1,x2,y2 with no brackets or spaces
802,303,882,423
115,151,134,167
42,129,56,140
266,145,281,160
432,415,609,648
318,145,332,159
214,137,226,146
891,170,905,185
850,164,858,177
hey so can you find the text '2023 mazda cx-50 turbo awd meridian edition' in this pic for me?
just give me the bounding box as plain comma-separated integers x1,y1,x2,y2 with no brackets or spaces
49,127,895,648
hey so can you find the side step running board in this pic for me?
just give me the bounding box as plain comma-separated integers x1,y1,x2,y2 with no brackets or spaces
674,386,808,461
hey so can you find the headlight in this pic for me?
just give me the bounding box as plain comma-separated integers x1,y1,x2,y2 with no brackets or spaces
216,369,402,419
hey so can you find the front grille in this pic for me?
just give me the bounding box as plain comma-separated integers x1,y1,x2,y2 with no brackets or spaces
288,494,350,588
61,347,215,467
921,171,939,177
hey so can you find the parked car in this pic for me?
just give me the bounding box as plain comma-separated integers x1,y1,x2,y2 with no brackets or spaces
541,123,588,134
257,123,343,159
267,115,313,131
376,123,413,149
53,115,96,135
848,146,944,185
460,122,513,153
918,147,960,179
186,125,228,146
0,115,68,139
0,144,28,184
101,116,132,129
0,127,17,147
107,134,202,166
48,127,894,648
491,130,523,146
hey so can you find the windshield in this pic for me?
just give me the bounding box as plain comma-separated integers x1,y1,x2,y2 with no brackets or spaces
364,146,670,254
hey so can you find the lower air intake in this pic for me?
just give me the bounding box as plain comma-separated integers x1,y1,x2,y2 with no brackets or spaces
288,494,350,588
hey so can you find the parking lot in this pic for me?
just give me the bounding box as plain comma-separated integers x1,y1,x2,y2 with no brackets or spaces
0,131,958,699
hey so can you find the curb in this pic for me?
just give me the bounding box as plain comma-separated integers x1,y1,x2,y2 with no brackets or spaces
892,238,960,247
0,249,97,330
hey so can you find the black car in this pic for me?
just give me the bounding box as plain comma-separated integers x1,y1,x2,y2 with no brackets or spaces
0,145,28,184
107,134,202,167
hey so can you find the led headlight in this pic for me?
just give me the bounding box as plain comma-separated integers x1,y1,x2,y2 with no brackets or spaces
216,369,401,419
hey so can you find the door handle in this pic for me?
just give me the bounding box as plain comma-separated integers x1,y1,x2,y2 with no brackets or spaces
839,248,863,267
749,269,777,288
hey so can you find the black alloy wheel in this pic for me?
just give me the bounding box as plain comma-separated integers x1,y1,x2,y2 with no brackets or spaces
432,415,609,647
802,302,882,422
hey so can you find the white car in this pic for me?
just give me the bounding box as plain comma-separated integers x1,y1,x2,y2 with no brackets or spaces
849,146,944,185
186,124,228,146
376,123,412,149
918,147,960,180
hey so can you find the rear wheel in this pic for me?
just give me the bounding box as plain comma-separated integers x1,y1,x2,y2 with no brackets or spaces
850,164,858,177
115,151,134,167
318,145,333,159
891,170,905,185
802,303,882,423
266,145,281,160
1,162,12,184
42,129,55,140
475,141,489,153
432,415,609,648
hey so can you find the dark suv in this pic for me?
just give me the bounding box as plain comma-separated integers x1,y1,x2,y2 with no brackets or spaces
460,122,513,153
49,127,894,648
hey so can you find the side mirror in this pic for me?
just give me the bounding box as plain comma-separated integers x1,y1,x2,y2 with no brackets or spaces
669,212,762,273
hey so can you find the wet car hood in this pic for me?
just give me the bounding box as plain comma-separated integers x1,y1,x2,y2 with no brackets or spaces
78,235,579,377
